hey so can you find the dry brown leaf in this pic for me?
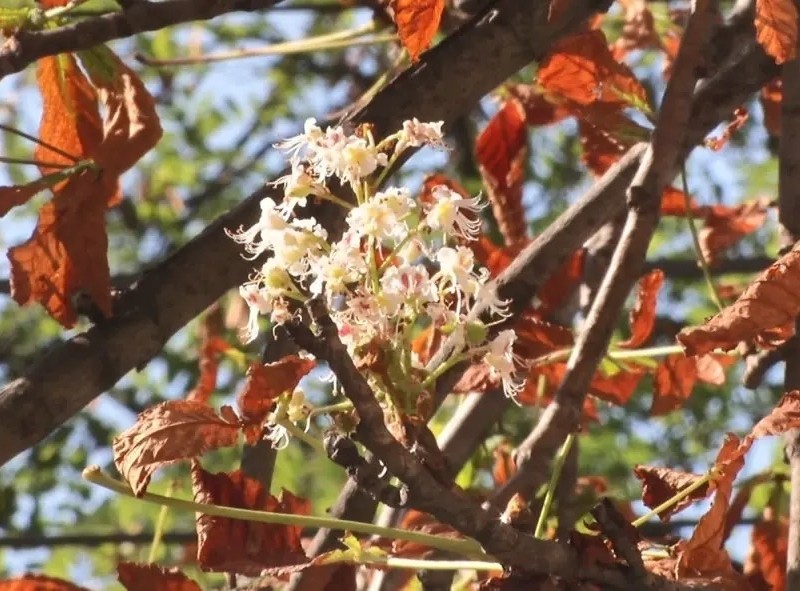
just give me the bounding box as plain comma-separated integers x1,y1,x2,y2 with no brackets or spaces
9,49,161,327
619,269,664,348
391,0,445,61
678,243,800,355
0,576,90,591
113,401,242,496
117,562,201,591
236,356,316,438
744,510,788,591
539,30,648,108
476,99,528,246
699,197,770,264
634,465,709,520
191,462,309,576
755,0,798,64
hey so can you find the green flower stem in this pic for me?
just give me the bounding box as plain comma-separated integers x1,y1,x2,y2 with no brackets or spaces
137,24,395,66
680,164,725,313
421,353,467,389
309,400,354,417
83,466,488,558
530,344,689,369
275,419,325,454
363,555,503,572
148,480,177,563
631,470,717,528
605,345,685,360
534,433,576,538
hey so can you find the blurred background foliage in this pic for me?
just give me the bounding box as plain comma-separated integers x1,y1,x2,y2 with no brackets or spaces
0,0,791,587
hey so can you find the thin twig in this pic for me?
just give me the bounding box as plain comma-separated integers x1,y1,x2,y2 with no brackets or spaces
0,0,283,79
0,123,80,163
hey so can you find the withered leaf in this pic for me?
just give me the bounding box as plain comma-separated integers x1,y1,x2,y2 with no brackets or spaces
113,401,242,496
237,356,316,439
678,243,800,355
755,0,798,64
619,269,664,348
634,465,709,520
476,99,528,247
191,462,309,576
117,562,201,591
392,0,444,61
0,575,90,590
539,30,648,109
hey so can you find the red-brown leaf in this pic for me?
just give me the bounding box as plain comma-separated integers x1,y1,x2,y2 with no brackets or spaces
677,244,800,355
704,107,749,151
113,401,242,496
191,463,309,576
237,356,316,430
35,55,101,176
634,465,709,520
755,0,798,65
659,187,705,217
392,0,445,61
392,510,463,558
507,84,571,127
81,49,163,177
678,394,800,578
492,442,516,487
619,269,664,348
8,172,117,326
186,337,231,404
476,99,528,246
0,179,53,218
744,511,788,591
579,117,633,176
10,51,161,327
699,197,770,264
470,235,529,277
652,354,698,416
117,563,201,591
514,313,574,359
589,365,646,406
538,30,648,108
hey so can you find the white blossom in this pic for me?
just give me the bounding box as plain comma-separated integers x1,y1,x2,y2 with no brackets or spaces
398,118,446,150
226,197,288,260
239,283,272,344
484,330,526,399
425,185,485,240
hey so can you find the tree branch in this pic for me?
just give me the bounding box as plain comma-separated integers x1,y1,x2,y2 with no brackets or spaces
778,32,800,590
0,0,283,80
492,0,717,509
0,0,612,468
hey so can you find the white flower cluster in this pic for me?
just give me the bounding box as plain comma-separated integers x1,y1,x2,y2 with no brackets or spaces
227,118,526,399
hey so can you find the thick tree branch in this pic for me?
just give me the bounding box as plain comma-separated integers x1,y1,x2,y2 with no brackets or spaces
492,0,716,509
778,35,800,590
0,0,283,79
0,0,609,468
